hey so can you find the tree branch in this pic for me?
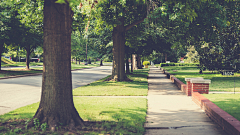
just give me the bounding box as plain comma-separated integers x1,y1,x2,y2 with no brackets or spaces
125,17,146,31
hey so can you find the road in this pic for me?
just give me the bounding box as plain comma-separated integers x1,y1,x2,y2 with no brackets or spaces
0,66,112,115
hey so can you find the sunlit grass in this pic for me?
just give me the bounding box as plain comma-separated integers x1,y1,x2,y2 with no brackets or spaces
73,69,149,96
0,97,147,134
203,94,240,121
163,66,240,92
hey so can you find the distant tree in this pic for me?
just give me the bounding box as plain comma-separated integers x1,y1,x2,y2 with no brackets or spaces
185,46,199,63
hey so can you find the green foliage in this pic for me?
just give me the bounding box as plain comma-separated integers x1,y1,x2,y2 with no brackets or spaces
40,123,48,132
142,61,150,65
159,63,199,67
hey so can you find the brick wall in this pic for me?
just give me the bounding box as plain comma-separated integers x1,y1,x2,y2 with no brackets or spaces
192,83,209,94
192,92,240,135
162,70,240,135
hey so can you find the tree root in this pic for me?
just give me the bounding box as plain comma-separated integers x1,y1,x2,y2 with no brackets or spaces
27,107,85,131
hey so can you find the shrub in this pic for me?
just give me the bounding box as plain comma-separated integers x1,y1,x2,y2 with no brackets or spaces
159,63,199,67
143,61,150,65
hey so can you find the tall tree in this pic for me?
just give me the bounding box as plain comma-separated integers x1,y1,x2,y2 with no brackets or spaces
96,1,147,81
29,0,84,130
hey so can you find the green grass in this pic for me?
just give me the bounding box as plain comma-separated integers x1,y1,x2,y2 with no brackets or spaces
203,94,240,121
1,62,43,67
0,63,101,77
0,68,148,134
0,97,147,134
163,66,240,92
71,63,100,70
0,70,42,78
73,69,149,96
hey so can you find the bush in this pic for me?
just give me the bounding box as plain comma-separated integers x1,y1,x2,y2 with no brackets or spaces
143,61,150,65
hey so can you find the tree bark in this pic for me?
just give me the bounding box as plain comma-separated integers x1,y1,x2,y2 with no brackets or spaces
131,54,133,73
31,0,84,130
112,17,126,81
25,45,30,70
125,47,130,74
100,59,103,66
75,58,77,64
137,55,142,69
0,43,3,71
165,53,167,62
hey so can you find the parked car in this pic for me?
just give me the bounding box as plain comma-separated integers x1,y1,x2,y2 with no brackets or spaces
1,56,11,60
31,58,40,62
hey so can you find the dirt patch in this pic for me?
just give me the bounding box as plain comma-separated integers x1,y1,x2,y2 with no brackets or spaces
0,119,109,134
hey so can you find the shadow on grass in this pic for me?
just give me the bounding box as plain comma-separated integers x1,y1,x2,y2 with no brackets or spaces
99,107,147,134
206,96,240,121
0,70,42,77
81,69,149,90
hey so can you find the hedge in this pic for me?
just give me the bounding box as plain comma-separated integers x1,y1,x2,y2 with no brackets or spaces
159,63,199,67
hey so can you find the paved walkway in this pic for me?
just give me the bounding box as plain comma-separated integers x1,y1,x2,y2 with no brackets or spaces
145,66,226,135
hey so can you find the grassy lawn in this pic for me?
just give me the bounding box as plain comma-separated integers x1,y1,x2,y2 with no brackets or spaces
0,70,42,78
163,66,240,92
0,63,101,77
73,69,149,96
0,97,147,134
203,94,240,121
71,63,100,70
0,68,148,134
1,62,43,67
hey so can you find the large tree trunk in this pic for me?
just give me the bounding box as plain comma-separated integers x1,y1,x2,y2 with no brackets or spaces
25,45,30,70
30,0,84,130
112,18,126,81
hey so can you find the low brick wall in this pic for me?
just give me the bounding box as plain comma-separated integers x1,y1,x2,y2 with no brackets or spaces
192,92,240,135
162,69,240,135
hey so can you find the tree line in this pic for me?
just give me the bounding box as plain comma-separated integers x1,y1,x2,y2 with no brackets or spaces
0,0,239,130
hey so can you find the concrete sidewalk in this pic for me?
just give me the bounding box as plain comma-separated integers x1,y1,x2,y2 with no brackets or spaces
145,66,226,135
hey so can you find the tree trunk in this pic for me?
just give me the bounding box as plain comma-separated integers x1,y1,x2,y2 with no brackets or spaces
131,54,133,73
100,59,103,66
25,46,30,70
79,58,80,65
125,48,130,74
0,43,3,71
112,18,126,81
75,58,77,64
165,53,167,62
137,55,142,69
30,0,84,130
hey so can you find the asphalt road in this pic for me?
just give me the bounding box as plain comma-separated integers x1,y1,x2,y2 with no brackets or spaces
0,66,112,115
